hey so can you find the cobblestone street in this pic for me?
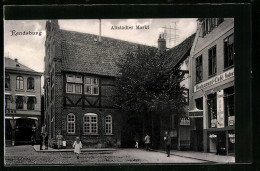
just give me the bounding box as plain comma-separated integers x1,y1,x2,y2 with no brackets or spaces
5,145,207,165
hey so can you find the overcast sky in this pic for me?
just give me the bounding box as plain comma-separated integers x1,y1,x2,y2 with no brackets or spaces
4,19,197,73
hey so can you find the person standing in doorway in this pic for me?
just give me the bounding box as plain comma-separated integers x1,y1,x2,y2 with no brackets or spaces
144,133,151,151
164,131,171,157
40,133,44,150
44,133,49,150
73,137,82,159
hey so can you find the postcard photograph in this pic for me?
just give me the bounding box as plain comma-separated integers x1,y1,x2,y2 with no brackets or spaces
4,18,235,165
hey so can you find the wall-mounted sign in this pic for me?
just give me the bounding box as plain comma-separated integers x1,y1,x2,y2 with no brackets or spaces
194,68,234,92
211,119,217,128
217,90,225,128
180,118,190,125
209,134,217,138
228,116,235,126
189,111,203,117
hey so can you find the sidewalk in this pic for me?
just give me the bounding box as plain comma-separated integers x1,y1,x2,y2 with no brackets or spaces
153,149,235,163
33,145,116,152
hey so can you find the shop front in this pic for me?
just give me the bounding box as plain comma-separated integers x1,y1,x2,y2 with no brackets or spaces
206,128,235,155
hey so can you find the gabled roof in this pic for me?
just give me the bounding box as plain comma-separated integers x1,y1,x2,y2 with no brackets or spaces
5,57,42,75
165,33,196,70
58,29,155,77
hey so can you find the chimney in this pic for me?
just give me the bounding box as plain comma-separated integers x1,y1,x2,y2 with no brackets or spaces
158,33,166,52
14,58,18,62
99,19,102,42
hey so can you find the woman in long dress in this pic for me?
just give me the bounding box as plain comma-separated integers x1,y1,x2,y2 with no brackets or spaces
56,132,64,149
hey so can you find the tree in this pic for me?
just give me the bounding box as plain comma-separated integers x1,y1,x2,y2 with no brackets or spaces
115,47,187,147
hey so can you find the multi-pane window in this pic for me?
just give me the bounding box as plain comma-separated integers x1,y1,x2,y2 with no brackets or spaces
66,74,82,94
5,95,12,109
224,86,235,124
27,77,35,90
27,97,36,110
16,76,24,90
224,34,234,69
16,96,24,109
83,113,98,134
105,115,112,134
208,46,217,76
196,55,203,82
67,113,75,133
5,74,10,89
201,18,224,37
84,77,99,95
207,93,217,128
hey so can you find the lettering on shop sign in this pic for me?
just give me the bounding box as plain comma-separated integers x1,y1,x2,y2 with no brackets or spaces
194,68,234,92
217,90,225,128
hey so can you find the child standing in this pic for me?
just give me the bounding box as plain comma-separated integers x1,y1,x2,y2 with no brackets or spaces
73,137,82,159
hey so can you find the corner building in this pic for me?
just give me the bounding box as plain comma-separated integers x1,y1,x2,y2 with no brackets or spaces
189,18,234,155
44,20,153,148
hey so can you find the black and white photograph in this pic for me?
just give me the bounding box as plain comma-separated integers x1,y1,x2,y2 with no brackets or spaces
4,16,236,165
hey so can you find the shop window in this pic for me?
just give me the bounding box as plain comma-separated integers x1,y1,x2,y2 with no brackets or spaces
27,97,36,110
16,96,24,109
196,55,203,83
27,77,35,90
67,113,75,133
207,93,217,128
195,97,203,110
208,46,217,77
84,77,99,95
83,113,98,134
5,74,10,89
105,115,112,134
224,87,235,126
16,76,24,90
224,34,234,69
66,74,82,94
5,95,12,109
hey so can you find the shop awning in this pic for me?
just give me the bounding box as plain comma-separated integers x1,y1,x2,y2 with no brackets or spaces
188,107,203,118
5,116,21,120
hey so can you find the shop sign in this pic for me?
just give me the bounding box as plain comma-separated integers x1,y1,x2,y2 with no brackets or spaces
5,109,16,114
217,90,225,128
194,68,234,92
209,134,217,138
189,111,203,117
211,119,217,128
228,116,235,126
180,118,190,125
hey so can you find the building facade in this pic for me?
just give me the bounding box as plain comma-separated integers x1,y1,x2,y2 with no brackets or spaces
5,57,42,145
44,20,153,148
189,18,234,155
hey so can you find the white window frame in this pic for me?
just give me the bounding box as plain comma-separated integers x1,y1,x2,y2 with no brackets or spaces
67,113,75,134
83,113,98,134
84,77,99,95
66,74,82,94
105,115,112,134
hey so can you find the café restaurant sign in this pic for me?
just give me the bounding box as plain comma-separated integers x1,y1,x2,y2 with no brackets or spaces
194,68,234,92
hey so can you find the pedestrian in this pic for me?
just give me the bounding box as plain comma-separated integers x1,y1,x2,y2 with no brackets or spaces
134,134,140,149
73,137,82,159
164,131,171,157
144,133,151,151
31,135,35,146
56,131,64,149
40,133,44,150
44,133,49,150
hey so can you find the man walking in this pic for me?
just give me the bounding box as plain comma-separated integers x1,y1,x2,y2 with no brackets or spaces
40,133,44,150
144,133,151,151
164,131,171,157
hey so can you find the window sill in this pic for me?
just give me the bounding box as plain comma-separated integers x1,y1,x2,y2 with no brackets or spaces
208,73,216,79
84,94,99,96
82,134,99,136
26,90,36,92
104,134,114,136
66,92,82,95
15,89,25,92
223,65,234,72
